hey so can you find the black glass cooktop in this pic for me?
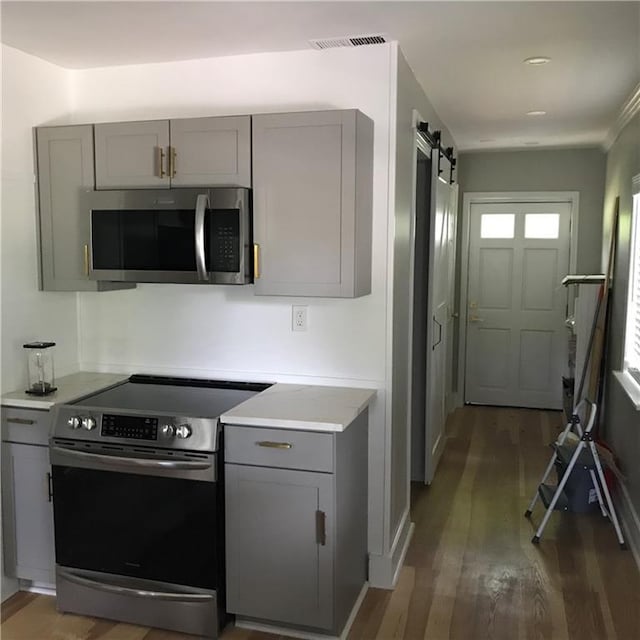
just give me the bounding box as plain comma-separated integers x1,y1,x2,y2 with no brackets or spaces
72,375,271,418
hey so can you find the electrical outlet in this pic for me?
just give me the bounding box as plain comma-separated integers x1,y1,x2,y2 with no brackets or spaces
292,305,308,332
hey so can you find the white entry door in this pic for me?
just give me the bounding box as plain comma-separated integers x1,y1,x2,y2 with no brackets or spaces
464,202,571,409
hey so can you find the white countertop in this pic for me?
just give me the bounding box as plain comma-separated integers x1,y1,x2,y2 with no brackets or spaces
220,383,376,432
1,372,129,410
2,375,377,432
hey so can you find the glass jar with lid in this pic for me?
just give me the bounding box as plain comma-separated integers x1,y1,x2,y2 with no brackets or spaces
24,341,57,395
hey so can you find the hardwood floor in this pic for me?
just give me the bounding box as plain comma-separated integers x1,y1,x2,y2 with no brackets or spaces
3,406,639,639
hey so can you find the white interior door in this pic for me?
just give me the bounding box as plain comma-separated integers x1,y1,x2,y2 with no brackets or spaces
464,202,571,409
425,170,455,483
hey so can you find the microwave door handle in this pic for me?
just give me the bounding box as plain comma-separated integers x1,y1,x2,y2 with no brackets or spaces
195,194,209,281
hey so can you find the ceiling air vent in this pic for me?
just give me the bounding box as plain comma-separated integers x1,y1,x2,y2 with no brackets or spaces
309,34,387,50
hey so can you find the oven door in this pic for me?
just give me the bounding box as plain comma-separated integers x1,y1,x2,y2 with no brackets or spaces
50,443,221,591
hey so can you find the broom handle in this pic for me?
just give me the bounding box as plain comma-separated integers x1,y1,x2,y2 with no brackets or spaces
573,284,603,408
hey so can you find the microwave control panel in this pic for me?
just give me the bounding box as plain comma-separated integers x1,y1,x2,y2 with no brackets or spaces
210,211,240,273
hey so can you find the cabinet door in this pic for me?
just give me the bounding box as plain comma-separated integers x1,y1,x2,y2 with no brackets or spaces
170,116,251,187
36,126,134,292
252,110,373,297
36,125,95,291
95,120,170,189
1,443,55,584
225,464,334,630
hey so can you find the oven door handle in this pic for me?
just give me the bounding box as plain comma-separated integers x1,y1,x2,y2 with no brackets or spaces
58,567,214,602
50,446,212,470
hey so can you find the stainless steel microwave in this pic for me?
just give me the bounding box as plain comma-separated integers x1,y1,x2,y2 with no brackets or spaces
87,188,252,284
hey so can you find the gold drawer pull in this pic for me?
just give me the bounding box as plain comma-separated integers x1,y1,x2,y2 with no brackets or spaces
256,441,292,450
84,244,90,277
7,418,36,425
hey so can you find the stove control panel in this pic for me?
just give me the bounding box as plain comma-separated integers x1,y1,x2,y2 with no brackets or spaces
101,414,158,440
54,405,217,452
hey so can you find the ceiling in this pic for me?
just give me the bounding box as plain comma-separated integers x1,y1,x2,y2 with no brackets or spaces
2,1,639,151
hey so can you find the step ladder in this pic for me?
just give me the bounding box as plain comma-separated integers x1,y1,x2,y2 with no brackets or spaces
524,398,626,548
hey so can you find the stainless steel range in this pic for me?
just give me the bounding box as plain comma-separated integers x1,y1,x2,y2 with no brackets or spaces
50,374,270,638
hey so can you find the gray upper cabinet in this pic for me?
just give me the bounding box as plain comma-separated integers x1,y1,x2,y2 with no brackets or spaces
94,116,251,190
94,120,169,189
36,125,130,292
169,116,251,187
252,109,373,297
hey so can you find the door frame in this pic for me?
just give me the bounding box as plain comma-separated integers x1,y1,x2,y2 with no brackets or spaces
456,191,580,407
407,109,432,483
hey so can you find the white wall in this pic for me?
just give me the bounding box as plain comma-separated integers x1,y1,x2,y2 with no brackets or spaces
384,49,455,582
1,46,79,392
70,45,395,566
0,44,78,600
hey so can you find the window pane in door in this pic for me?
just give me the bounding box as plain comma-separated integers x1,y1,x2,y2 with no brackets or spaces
480,214,515,238
525,213,560,239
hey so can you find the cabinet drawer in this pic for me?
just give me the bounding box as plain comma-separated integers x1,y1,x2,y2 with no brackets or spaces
1,407,51,446
224,426,334,473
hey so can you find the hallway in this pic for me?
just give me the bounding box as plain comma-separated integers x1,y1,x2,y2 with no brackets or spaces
350,405,640,639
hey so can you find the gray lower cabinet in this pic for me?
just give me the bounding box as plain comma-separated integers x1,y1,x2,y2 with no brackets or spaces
1,407,55,584
35,125,131,292
224,413,368,634
252,109,374,297
225,464,334,629
94,116,251,189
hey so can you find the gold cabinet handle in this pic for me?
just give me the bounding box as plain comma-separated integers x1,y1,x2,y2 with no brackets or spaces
84,244,89,277
7,417,35,425
256,441,292,449
253,243,260,280
157,146,166,178
169,146,177,178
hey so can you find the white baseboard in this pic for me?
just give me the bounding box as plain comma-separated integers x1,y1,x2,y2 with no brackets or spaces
368,509,414,589
615,483,640,571
235,582,368,640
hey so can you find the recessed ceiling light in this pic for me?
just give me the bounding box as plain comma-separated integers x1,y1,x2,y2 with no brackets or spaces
524,56,551,65
526,110,547,116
